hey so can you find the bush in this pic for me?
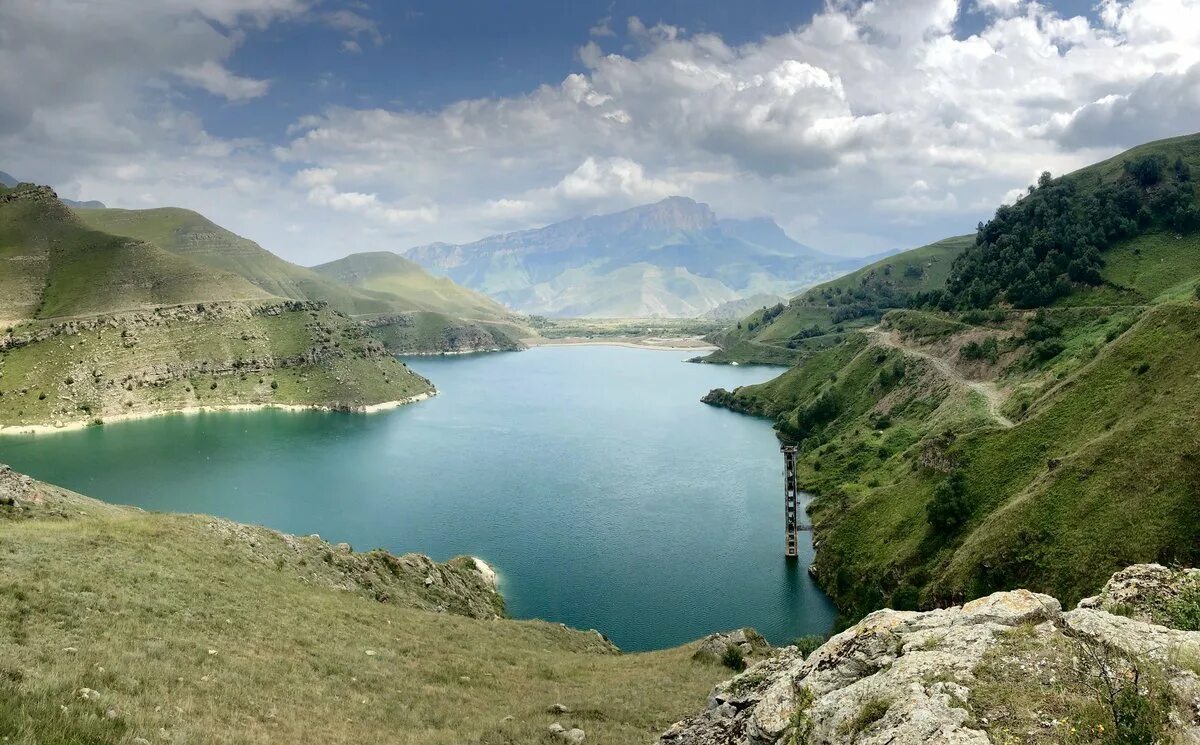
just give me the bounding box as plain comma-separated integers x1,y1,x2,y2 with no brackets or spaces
960,336,999,363
721,644,746,672
927,472,972,535
792,634,826,658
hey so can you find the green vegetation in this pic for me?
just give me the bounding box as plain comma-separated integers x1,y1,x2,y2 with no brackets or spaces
705,133,1200,625
1,187,267,323
704,235,972,365
0,302,432,429
76,208,532,353
941,148,1198,308
0,475,726,745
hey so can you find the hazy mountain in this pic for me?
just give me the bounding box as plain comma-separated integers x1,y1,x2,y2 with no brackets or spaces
0,171,16,188
405,197,861,318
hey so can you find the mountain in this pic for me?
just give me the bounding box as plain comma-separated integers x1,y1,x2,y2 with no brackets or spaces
0,170,16,188
0,184,269,322
405,197,859,318
703,133,1200,625
0,182,433,429
701,234,972,364
75,207,530,353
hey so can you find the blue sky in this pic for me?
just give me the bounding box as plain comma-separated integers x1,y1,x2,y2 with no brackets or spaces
2,0,1199,263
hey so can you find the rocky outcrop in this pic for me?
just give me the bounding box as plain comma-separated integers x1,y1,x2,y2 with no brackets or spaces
660,566,1200,744
0,463,34,507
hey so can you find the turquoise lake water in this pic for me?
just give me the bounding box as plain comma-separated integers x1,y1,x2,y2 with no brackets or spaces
0,346,835,651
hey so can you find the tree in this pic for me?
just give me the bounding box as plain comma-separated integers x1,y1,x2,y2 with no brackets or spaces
927,472,971,535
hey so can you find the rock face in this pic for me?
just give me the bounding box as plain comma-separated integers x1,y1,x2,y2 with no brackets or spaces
0,463,34,507
693,628,771,664
660,567,1200,745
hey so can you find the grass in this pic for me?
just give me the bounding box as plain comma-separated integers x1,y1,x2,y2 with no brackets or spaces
0,302,432,428
0,479,728,745
1,189,268,323
75,207,533,349
707,296,1200,623
704,235,972,365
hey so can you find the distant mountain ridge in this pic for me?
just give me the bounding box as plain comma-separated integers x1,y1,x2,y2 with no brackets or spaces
406,197,863,318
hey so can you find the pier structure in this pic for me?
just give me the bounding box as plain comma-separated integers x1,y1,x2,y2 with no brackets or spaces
781,444,799,558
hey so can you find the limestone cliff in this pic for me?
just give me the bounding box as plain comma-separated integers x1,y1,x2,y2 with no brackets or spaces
660,564,1200,744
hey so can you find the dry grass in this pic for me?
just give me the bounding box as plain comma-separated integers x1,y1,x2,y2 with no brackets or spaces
0,482,725,745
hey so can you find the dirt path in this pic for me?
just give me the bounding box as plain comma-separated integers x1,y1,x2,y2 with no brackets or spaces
864,326,1014,428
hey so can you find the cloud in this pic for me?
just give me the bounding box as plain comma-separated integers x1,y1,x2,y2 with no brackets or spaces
6,0,1200,263
589,16,615,38
177,60,271,101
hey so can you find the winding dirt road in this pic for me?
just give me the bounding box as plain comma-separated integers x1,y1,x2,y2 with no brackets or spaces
863,326,1014,428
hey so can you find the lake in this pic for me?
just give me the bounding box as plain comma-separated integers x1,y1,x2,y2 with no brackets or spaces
0,345,835,651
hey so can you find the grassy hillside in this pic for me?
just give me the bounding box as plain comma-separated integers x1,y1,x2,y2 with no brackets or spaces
0,301,433,431
703,235,971,364
1,186,269,324
0,470,731,744
76,208,531,353
703,134,1200,626
312,251,516,320
76,207,404,316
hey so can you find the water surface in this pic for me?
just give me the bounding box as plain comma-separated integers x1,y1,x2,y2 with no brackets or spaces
0,346,835,650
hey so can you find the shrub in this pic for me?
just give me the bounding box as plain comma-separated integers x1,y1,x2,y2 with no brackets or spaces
840,697,892,737
793,634,825,658
960,336,1000,363
927,472,972,535
721,644,746,672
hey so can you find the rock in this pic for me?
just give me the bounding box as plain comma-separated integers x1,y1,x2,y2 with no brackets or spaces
548,723,585,743
77,687,100,701
660,567,1200,745
424,576,434,587
548,703,571,714
693,628,771,663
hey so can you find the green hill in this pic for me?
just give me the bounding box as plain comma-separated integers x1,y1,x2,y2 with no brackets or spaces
76,208,531,353
1,185,270,323
0,185,433,430
702,235,972,364
703,133,1200,625
0,469,731,744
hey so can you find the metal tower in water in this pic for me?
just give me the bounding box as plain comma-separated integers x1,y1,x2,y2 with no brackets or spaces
781,444,799,558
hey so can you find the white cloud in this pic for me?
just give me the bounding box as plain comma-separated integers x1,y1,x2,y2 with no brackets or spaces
177,60,271,101
5,0,1200,263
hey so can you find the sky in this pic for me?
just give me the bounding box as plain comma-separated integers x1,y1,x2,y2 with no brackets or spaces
2,0,1199,264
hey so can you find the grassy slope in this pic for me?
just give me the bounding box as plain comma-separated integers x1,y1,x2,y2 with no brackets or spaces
704,235,972,364
311,251,516,320
709,233,1200,622
0,477,728,745
0,303,431,429
77,209,531,352
75,207,400,316
0,188,269,323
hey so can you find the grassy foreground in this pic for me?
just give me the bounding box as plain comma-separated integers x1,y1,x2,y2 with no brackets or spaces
0,475,728,745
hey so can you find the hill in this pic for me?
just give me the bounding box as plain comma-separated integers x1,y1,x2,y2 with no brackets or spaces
0,467,734,744
701,234,972,364
4,467,1198,744
405,197,862,318
0,184,434,429
0,184,270,324
75,206,530,353
702,133,1200,626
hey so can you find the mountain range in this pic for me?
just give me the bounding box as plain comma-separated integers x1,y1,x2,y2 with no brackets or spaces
406,197,864,318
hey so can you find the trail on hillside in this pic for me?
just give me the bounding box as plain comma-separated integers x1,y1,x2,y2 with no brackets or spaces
864,327,1014,428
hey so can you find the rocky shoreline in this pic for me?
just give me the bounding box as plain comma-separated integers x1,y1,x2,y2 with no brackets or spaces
0,390,437,436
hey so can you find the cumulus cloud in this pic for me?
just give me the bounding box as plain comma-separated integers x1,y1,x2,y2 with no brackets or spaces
4,0,1200,263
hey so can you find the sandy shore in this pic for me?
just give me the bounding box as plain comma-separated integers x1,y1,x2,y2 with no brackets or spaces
522,336,717,351
0,390,437,437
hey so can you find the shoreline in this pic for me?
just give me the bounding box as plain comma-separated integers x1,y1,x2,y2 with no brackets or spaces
0,390,437,437
522,336,717,352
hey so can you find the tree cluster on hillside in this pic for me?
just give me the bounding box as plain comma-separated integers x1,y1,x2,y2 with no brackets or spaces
924,155,1199,309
